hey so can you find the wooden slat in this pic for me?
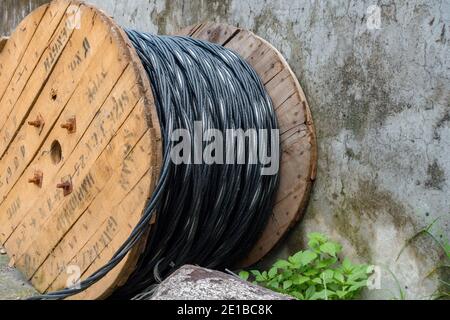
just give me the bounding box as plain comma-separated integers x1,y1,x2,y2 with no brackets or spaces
190,22,240,45
0,0,73,133
226,30,284,84
0,4,48,99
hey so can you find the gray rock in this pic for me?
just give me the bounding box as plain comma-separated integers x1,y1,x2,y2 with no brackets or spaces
148,265,291,300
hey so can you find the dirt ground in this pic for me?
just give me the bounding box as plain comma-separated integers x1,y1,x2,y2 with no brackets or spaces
0,249,36,300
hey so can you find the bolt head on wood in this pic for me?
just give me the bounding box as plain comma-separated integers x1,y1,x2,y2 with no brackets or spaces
27,113,45,131
61,116,76,133
56,180,72,196
28,170,43,188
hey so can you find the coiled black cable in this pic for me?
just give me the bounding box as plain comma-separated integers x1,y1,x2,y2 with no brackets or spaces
29,30,279,300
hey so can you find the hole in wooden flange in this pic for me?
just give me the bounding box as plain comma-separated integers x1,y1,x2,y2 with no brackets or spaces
50,140,62,165
50,88,57,101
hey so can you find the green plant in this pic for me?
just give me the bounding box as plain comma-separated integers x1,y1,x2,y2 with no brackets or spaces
239,232,373,300
395,217,449,300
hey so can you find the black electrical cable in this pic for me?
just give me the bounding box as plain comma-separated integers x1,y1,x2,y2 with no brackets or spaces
29,30,279,300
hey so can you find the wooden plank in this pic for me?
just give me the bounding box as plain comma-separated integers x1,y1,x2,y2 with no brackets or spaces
0,4,48,98
264,68,298,108
190,22,240,45
175,24,202,37
0,0,73,132
226,30,284,84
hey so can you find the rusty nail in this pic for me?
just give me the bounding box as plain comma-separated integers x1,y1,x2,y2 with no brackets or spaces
56,179,72,196
28,114,44,129
28,170,43,188
61,116,76,133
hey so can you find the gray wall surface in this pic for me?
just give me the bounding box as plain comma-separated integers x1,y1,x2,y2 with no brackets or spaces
1,0,449,299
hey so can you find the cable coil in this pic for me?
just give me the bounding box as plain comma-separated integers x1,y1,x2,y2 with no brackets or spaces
30,30,279,300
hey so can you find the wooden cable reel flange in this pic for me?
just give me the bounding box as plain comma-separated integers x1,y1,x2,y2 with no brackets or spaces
0,0,317,299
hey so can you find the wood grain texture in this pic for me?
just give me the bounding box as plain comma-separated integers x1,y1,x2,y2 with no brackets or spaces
176,23,317,267
0,0,161,299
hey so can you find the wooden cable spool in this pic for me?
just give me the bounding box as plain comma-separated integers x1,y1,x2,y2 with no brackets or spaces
0,0,317,299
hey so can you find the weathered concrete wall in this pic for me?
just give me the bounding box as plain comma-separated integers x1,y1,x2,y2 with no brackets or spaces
1,0,449,299
0,0,49,34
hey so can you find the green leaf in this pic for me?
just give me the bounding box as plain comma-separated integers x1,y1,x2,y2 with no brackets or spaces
336,290,347,299
304,268,319,276
319,242,341,257
305,285,316,299
308,239,320,250
347,270,369,282
310,290,329,300
267,279,280,290
315,257,337,269
312,277,322,284
239,271,249,281
342,258,354,273
283,280,293,290
334,270,345,283
348,281,368,293
307,232,328,243
290,250,318,266
292,275,309,285
290,291,304,300
251,270,264,282
322,269,334,280
268,267,278,279
262,271,268,280
251,270,261,277
273,259,292,269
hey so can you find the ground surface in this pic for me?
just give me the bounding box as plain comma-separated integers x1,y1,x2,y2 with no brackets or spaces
0,249,36,299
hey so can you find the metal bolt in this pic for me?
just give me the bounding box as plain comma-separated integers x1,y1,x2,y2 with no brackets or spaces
28,170,43,188
56,179,72,196
28,114,44,130
61,116,76,133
